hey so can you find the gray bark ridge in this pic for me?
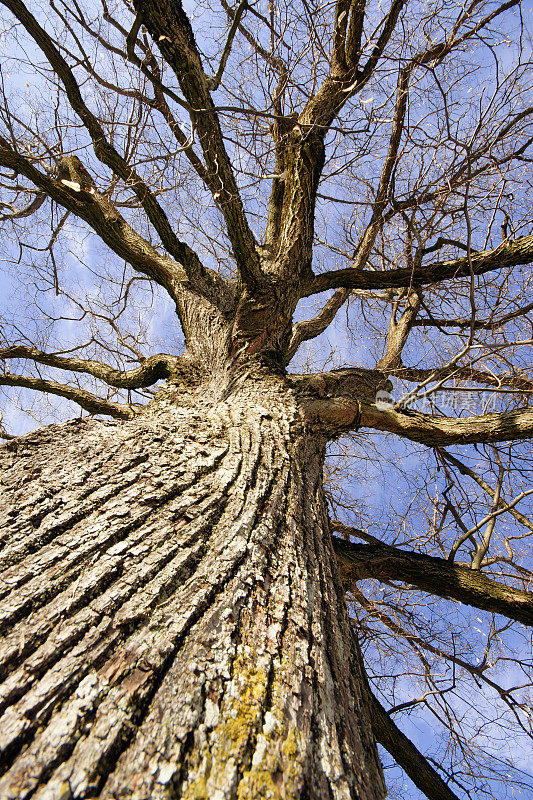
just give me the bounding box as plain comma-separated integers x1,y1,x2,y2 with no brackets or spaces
0,377,385,800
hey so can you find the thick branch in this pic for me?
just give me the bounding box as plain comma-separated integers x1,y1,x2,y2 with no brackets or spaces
345,0,366,67
368,690,462,800
290,367,392,406
376,292,420,370
0,0,210,285
297,368,533,444
134,0,264,291
304,236,533,296
0,139,231,310
0,347,184,389
333,537,533,627
359,403,533,446
0,190,46,220
301,0,405,131
268,1,406,281
0,374,135,419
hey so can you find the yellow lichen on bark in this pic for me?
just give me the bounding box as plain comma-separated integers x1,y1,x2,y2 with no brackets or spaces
182,648,305,800
236,723,304,800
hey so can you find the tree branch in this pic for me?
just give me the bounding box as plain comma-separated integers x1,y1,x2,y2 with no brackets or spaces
333,537,533,627
0,0,209,282
351,582,533,755
359,403,533,446
368,689,462,800
0,190,46,220
290,367,392,406
286,288,350,363
392,365,533,393
438,450,533,534
381,105,533,227
208,0,249,91
345,0,366,67
134,0,264,292
0,374,135,419
304,235,533,296
266,1,406,283
356,0,406,85
412,300,533,331
348,58,413,273
301,0,406,131
0,347,185,389
281,2,521,295
376,291,420,370
297,367,533,444
0,139,231,310
217,0,291,253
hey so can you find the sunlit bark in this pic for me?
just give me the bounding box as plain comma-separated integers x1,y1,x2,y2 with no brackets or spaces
0,377,386,800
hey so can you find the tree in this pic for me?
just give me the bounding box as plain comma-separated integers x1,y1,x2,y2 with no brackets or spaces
0,0,531,796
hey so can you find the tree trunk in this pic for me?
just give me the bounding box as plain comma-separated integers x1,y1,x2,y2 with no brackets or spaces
0,372,385,800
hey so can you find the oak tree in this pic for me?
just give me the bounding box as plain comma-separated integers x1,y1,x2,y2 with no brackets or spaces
0,0,532,797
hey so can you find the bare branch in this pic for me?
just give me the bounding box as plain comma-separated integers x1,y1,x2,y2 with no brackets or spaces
439,449,533,534
412,300,533,330
356,0,406,85
448,487,533,566
0,374,135,419
349,60,413,273
333,536,533,626
0,0,209,281
0,347,185,389
376,291,421,370
302,391,533,445
304,235,533,296
0,139,231,309
367,687,462,800
286,288,350,363
394,366,533,393
359,403,533,447
134,0,264,292
219,0,283,68
0,190,45,221
208,0,249,91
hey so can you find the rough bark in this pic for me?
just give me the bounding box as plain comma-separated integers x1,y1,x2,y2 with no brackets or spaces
0,374,386,800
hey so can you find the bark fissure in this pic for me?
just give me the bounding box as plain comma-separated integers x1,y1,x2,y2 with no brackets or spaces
0,438,230,633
